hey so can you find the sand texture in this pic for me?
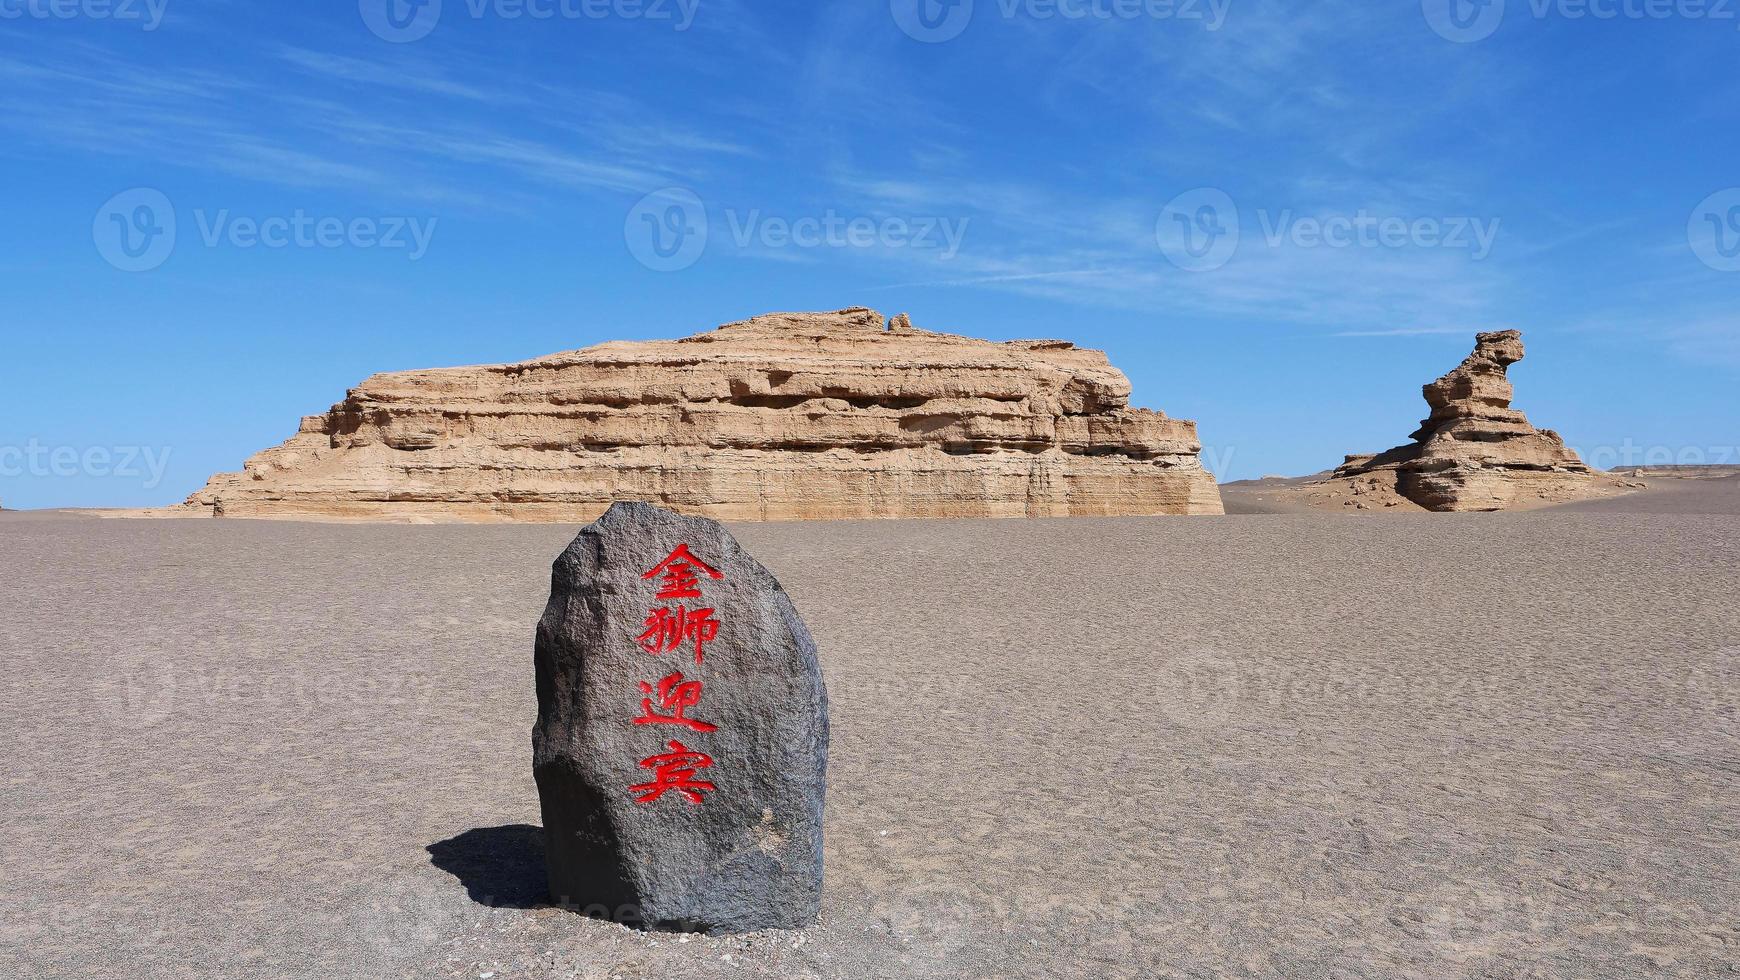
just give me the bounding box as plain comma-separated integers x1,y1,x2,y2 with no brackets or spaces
3,478,1736,978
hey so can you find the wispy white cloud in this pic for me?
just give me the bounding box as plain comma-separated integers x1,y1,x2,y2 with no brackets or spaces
867,268,1111,290
1332,326,1491,338
273,46,497,101
0,33,759,207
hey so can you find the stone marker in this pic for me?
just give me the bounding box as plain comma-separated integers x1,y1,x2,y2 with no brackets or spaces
533,501,828,932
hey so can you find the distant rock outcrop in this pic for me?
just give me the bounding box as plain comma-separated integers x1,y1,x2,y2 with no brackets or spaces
1330,330,1607,511
185,308,1224,521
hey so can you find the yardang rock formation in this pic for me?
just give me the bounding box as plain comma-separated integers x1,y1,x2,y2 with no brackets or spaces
1330,330,1606,511
187,308,1224,521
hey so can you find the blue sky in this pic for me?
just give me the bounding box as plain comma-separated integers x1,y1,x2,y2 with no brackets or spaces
2,0,1737,509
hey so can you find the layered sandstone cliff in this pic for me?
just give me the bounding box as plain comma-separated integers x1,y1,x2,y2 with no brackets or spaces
185,308,1224,521
1328,330,1608,511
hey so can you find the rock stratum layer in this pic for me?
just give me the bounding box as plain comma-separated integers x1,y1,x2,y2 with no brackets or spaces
186,308,1224,521
1329,330,1606,511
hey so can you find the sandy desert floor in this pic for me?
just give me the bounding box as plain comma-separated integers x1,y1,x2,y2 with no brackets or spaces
3,478,1737,979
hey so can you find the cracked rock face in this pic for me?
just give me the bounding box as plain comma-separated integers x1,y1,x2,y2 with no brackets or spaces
185,308,1225,521
1334,330,1599,511
534,502,826,933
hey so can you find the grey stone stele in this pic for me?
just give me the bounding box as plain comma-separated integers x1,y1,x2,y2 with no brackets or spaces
533,501,828,932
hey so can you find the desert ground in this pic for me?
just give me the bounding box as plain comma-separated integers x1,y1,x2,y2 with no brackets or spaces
3,477,1737,979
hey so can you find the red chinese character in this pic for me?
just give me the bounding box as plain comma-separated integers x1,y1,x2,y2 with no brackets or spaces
634,671,718,733
637,604,719,664
642,544,724,601
629,739,716,804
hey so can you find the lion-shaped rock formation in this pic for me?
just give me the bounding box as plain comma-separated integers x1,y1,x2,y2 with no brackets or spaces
1330,330,1604,511
185,308,1225,521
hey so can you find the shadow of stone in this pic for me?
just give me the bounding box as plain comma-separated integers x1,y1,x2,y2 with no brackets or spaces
426,824,549,908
